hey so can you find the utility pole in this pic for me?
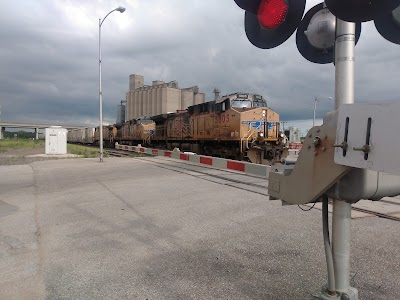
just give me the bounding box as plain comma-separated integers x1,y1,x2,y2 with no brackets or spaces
213,88,220,100
314,96,333,127
280,121,287,132
98,6,126,162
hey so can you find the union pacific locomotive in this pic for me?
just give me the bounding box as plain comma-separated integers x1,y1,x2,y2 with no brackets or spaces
148,93,284,164
70,93,286,164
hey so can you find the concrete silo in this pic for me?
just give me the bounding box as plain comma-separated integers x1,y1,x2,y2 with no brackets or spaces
125,74,205,119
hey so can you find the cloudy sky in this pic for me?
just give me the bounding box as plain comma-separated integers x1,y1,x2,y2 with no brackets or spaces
0,0,399,134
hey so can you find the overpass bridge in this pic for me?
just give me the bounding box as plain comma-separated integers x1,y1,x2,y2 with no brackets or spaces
0,122,88,139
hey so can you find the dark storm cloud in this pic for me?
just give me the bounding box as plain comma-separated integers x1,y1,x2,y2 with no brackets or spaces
0,0,399,128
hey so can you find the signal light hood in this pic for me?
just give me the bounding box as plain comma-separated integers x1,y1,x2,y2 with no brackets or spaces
325,0,400,22
234,0,261,14
375,5,400,45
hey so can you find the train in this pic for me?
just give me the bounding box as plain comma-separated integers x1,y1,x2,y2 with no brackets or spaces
68,92,288,164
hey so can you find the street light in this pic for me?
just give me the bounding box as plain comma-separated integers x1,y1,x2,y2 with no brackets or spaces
313,96,333,127
98,6,126,162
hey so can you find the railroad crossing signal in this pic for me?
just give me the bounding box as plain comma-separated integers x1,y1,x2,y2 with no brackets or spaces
233,1,400,300
234,0,400,60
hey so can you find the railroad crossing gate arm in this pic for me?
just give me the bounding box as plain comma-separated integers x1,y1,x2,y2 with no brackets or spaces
334,102,400,175
268,125,352,205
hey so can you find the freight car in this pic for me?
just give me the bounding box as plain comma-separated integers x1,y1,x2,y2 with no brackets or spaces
67,126,114,147
67,127,95,144
115,92,286,164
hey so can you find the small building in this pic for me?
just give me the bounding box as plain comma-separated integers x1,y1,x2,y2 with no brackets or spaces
45,126,67,154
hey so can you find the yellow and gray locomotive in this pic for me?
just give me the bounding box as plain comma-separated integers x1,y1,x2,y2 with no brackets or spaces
114,92,285,164
189,92,284,164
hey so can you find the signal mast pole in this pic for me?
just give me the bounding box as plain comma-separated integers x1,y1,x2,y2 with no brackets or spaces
332,19,357,298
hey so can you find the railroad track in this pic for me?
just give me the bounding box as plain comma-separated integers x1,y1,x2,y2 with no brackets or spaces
82,145,130,157
140,157,400,222
351,205,400,222
137,156,269,196
106,149,132,157
109,149,400,222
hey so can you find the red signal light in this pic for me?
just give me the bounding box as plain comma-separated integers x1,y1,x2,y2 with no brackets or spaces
257,0,289,29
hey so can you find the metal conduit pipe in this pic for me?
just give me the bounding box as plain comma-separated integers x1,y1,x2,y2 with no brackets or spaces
282,157,297,165
322,195,336,295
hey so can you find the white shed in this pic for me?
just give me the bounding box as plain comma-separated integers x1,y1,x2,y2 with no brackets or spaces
45,126,67,155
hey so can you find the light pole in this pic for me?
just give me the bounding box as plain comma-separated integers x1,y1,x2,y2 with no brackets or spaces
313,96,333,127
99,6,126,162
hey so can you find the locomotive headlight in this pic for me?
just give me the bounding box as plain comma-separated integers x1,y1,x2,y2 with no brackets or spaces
262,110,266,117
258,132,264,138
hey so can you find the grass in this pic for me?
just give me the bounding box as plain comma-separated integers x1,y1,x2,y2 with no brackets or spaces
0,139,122,159
0,139,44,152
67,144,105,158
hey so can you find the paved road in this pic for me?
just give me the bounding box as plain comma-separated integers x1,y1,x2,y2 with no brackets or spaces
0,157,399,300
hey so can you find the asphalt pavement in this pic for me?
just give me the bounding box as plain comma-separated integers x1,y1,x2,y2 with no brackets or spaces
0,157,399,300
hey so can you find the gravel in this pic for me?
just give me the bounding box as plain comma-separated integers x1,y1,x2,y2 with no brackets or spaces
0,144,72,165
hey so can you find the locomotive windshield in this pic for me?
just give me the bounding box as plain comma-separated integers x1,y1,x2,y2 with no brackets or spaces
227,93,267,108
252,100,267,107
231,99,252,108
252,94,267,107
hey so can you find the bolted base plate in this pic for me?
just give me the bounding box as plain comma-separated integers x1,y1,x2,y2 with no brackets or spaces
313,286,358,300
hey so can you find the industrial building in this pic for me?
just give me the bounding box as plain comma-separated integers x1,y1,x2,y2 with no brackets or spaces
125,74,205,121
